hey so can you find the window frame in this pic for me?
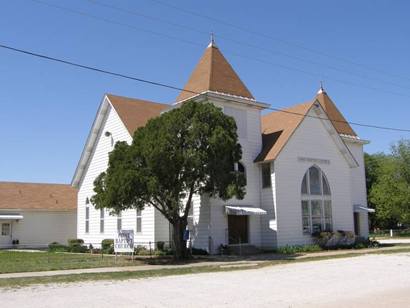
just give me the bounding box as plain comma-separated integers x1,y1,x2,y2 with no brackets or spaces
301,166,332,234
261,163,272,188
100,208,105,233
85,206,90,234
117,212,122,232
136,209,142,233
1,223,11,236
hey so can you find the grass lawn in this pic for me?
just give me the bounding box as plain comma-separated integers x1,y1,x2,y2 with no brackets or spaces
0,251,142,274
1,246,410,288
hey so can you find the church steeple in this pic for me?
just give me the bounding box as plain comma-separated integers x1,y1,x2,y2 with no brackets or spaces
176,38,254,102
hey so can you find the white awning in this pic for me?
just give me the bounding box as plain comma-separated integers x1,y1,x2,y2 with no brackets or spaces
0,214,23,220
225,206,267,216
354,205,375,213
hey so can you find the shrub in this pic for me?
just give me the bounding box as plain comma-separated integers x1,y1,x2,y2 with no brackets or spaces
135,245,150,255
69,244,88,253
67,238,87,253
156,241,165,251
101,239,114,254
276,244,322,254
48,242,69,252
313,231,356,249
67,239,84,246
191,248,208,255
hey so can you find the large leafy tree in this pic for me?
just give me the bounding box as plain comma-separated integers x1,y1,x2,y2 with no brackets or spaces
368,140,410,228
91,101,245,259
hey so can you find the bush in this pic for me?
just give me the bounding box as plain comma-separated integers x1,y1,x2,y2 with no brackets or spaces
69,244,88,253
48,242,69,252
67,238,84,246
67,238,87,253
156,241,165,251
276,244,322,254
191,248,208,255
313,231,356,249
101,239,114,254
135,245,150,255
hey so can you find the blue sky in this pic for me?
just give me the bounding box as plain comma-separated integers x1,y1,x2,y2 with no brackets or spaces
1,0,410,184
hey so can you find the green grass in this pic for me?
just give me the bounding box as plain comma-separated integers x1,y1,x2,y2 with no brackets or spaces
1,246,410,289
0,251,141,274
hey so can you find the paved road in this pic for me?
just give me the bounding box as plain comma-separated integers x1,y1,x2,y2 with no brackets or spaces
1,253,410,307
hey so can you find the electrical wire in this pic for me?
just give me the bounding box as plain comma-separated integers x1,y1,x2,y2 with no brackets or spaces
1,42,409,133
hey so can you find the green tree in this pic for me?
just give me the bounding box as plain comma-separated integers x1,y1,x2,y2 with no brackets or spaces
364,152,388,228
91,101,246,259
369,140,410,228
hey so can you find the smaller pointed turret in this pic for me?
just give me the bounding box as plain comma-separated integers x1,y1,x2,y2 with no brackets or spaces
314,86,356,136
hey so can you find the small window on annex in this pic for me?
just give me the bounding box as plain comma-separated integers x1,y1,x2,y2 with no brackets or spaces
261,163,271,188
301,166,332,234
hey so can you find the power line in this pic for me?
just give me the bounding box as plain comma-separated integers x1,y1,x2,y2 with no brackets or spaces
147,0,410,83
87,0,410,92
26,0,410,98
1,42,409,133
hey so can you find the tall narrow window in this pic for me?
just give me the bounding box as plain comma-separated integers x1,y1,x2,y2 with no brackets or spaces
234,162,247,185
100,209,105,233
187,202,194,231
301,166,332,234
117,212,122,232
136,209,142,233
261,163,271,188
85,206,90,233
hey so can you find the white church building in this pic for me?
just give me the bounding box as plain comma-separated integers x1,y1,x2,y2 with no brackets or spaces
72,40,371,253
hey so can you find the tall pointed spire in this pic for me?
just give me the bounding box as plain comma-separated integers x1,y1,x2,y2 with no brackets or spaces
176,39,254,102
317,81,325,94
208,32,216,48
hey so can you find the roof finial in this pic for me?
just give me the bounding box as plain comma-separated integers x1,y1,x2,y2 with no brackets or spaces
208,32,216,48
318,81,325,94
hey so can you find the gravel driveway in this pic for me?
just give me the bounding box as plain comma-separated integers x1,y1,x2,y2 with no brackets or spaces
1,253,409,307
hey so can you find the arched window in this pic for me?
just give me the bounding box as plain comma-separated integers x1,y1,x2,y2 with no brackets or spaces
301,166,332,234
237,162,246,185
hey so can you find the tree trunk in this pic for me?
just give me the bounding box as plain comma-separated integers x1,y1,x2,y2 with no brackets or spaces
172,218,188,260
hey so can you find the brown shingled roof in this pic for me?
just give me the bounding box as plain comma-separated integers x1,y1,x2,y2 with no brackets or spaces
0,182,77,210
107,94,169,135
315,90,356,136
255,90,356,162
255,101,314,162
176,45,254,102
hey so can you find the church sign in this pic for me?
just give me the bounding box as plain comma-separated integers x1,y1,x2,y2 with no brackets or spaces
114,229,134,253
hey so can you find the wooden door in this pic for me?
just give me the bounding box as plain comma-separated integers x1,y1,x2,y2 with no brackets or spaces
354,213,360,236
228,215,249,244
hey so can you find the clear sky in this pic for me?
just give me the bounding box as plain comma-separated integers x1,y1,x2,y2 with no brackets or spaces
1,0,410,184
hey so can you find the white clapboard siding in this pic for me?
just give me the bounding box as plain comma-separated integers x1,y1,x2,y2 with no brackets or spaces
12,210,76,247
260,162,278,248
77,99,155,247
274,108,355,247
204,101,263,251
346,142,369,237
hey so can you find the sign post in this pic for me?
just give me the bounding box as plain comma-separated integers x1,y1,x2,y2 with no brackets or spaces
114,229,134,260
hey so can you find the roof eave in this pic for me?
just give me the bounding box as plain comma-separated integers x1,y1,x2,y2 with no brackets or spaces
71,95,111,188
174,91,269,110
